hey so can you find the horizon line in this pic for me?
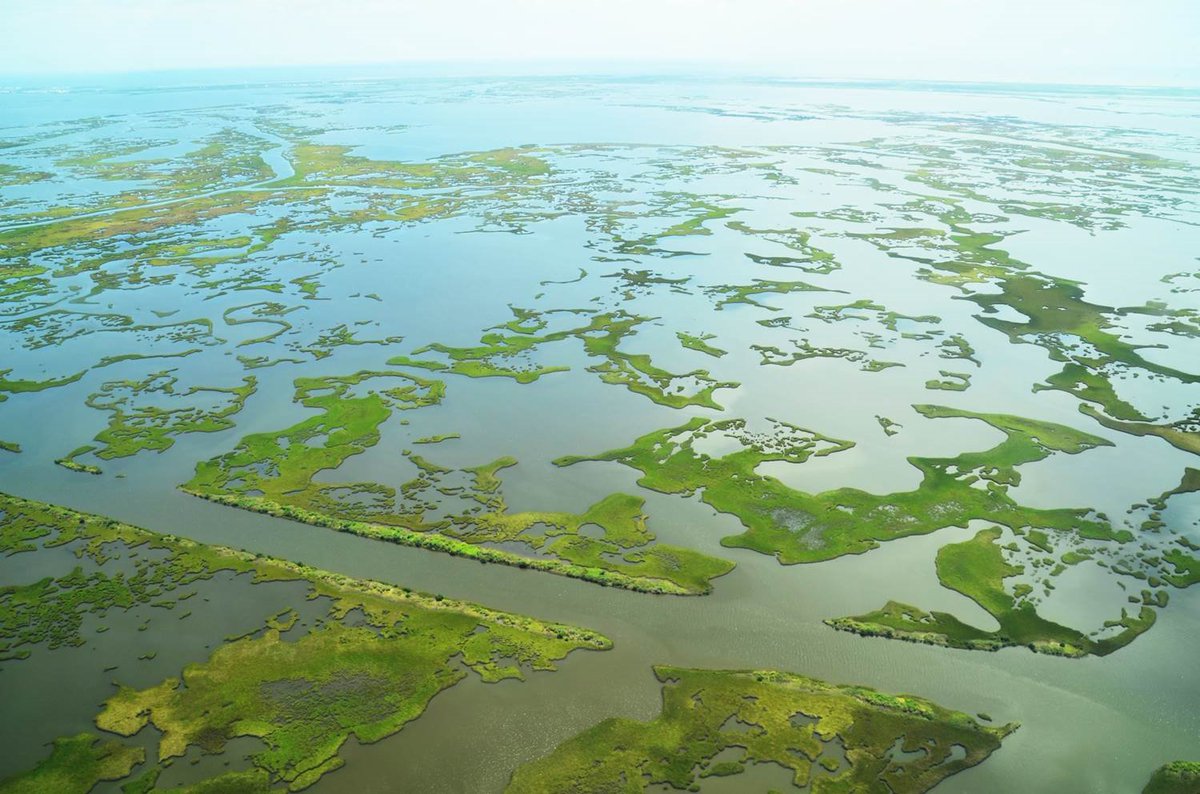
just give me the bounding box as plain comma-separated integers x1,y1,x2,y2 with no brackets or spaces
1,59,1198,93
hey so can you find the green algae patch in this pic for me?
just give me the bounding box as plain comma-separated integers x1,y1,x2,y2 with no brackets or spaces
0,733,144,794
1143,761,1200,794
0,490,609,790
505,666,1015,793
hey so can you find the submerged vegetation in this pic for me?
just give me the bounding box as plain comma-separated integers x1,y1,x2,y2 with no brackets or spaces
506,666,1015,793
1143,762,1200,794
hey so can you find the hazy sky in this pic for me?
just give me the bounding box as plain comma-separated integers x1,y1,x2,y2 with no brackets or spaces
2,0,1197,85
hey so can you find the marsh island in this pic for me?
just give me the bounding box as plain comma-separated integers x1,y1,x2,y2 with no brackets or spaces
1,73,1198,792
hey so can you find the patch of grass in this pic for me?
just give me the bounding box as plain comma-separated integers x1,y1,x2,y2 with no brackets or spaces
925,370,971,391
0,368,85,403
851,198,1200,454
184,371,733,594
676,331,727,358
0,490,609,790
829,528,1157,658
0,733,143,794
1080,404,1200,457
81,371,257,460
558,405,1122,565
391,308,738,409
506,666,1015,793
877,416,902,437
413,433,461,444
53,449,103,476
753,339,900,372
706,278,832,312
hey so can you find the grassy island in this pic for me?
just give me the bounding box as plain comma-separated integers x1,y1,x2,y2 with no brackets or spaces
506,666,1016,793
0,491,608,791
183,371,734,595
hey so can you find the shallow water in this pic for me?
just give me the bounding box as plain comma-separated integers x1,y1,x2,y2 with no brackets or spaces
1,73,1198,792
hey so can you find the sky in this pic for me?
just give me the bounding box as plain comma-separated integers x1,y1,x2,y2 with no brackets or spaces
1,0,1197,86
